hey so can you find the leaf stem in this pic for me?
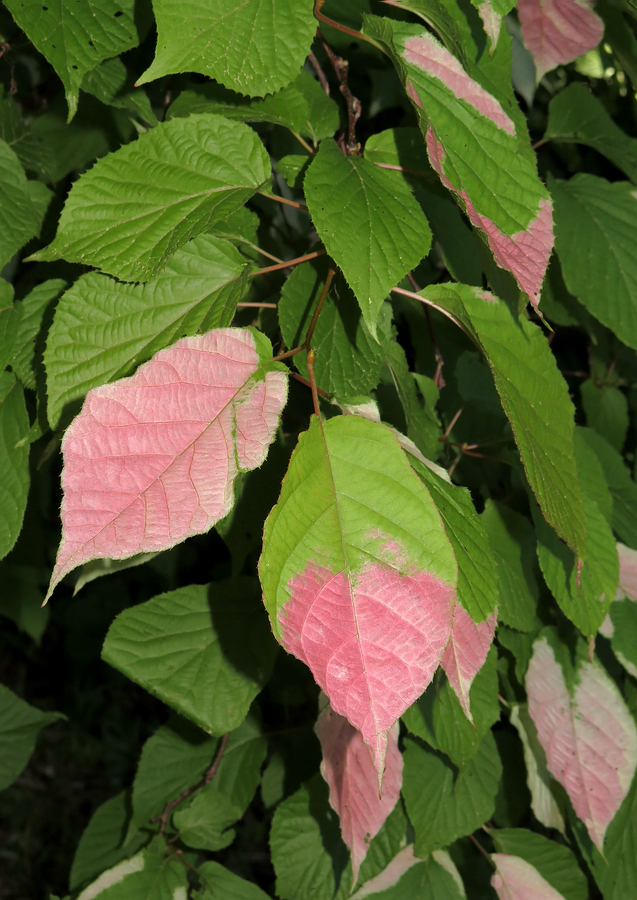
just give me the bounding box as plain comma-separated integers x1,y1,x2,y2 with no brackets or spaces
237,302,278,308
308,45,331,95
408,272,445,388
304,265,335,348
292,131,316,155
314,0,383,51
291,371,331,398
249,249,326,277
307,349,322,417
391,286,476,344
259,191,309,212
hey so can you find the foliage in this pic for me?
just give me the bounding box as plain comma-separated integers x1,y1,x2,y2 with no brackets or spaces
1,0,637,898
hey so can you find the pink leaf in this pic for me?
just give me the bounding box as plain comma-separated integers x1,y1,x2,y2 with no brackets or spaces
441,603,497,720
351,846,420,898
617,542,637,600
491,854,567,899
282,550,453,775
315,700,403,888
518,0,604,80
47,328,287,597
526,637,637,850
426,128,554,310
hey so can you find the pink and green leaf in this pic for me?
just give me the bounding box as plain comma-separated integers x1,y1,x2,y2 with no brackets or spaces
518,0,604,80
491,854,567,900
441,604,497,720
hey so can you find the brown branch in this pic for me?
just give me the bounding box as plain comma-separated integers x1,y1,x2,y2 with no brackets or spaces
306,349,322,417
291,371,331,398
152,733,229,837
249,249,326,278
314,0,383,50
318,31,361,154
308,45,331,95
304,266,335,347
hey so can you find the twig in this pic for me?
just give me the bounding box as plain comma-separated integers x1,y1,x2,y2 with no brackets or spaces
259,191,309,212
532,138,548,150
152,733,228,837
391,286,478,347
408,272,445,388
304,266,335,347
314,0,383,51
291,371,331,398
318,31,361,154
307,349,322,417
469,833,495,865
249,249,326,277
308,46,331,95
291,131,316,155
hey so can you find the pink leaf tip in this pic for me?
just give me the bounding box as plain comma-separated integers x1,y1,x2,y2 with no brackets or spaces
518,0,604,80
442,603,497,720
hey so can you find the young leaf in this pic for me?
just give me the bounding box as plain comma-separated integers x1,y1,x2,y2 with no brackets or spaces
0,684,64,791
137,0,317,98
102,580,276,735
526,635,637,851
260,414,457,775
551,174,637,351
517,0,604,80
441,603,497,720
0,373,30,561
363,17,553,309
304,139,432,336
402,731,502,857
491,854,567,900
315,701,403,887
3,0,143,121
47,328,288,597
32,114,271,281
491,829,588,900
419,282,586,559
44,235,249,429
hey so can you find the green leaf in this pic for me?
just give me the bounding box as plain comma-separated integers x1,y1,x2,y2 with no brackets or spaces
491,828,587,900
351,851,465,899
580,380,629,453
591,773,637,900
44,235,249,429
481,501,540,632
32,114,271,281
173,715,266,851
278,154,311,189
534,496,618,637
0,373,30,561
138,0,317,98
81,57,157,125
574,426,614,526
608,599,637,678
545,82,637,184
270,774,349,900
278,262,388,398
3,0,142,121
75,838,187,900
0,140,39,269
11,279,66,392
580,428,637,549
421,282,586,558
195,861,271,900
304,139,431,336
383,341,441,460
69,790,147,891
0,563,49,645
0,683,63,791
409,456,498,621
0,279,16,373
402,731,502,857
103,580,276,736
551,174,637,351
403,646,499,767
125,717,217,844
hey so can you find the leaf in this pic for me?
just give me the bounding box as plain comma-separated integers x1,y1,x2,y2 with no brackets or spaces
551,174,637,351
0,563,49,646
509,704,566,834
173,715,267,850
481,501,541,632
491,854,568,900
126,717,217,843
470,0,516,52
402,731,502,857
580,380,629,454
352,848,465,899
3,0,142,121
607,597,637,680
383,341,441,461
441,603,497,719
11,279,66,392
260,414,457,775
102,580,276,735
591,773,637,900
574,426,613,526
580,428,637,550
544,82,637,185
270,774,349,900
534,496,618,637
363,17,553,309
526,635,637,850
0,373,30,561
137,0,317,98
33,114,271,282
81,57,157,125
278,262,388,399
491,829,588,900
75,838,187,900
403,645,500,768
0,684,63,791
419,282,586,559
47,328,288,597
517,0,604,80
315,701,403,886
304,139,432,336
45,235,249,430
195,861,271,900
70,791,147,891
0,139,39,269
410,456,498,621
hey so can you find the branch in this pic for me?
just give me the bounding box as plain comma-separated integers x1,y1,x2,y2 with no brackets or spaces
317,31,361,154
259,191,309,212
249,249,326,277
308,46,331,95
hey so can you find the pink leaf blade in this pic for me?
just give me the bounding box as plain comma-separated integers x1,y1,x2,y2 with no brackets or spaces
315,701,403,888
526,637,637,850
491,854,567,899
47,328,287,598
441,603,497,720
617,542,637,600
518,0,604,80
